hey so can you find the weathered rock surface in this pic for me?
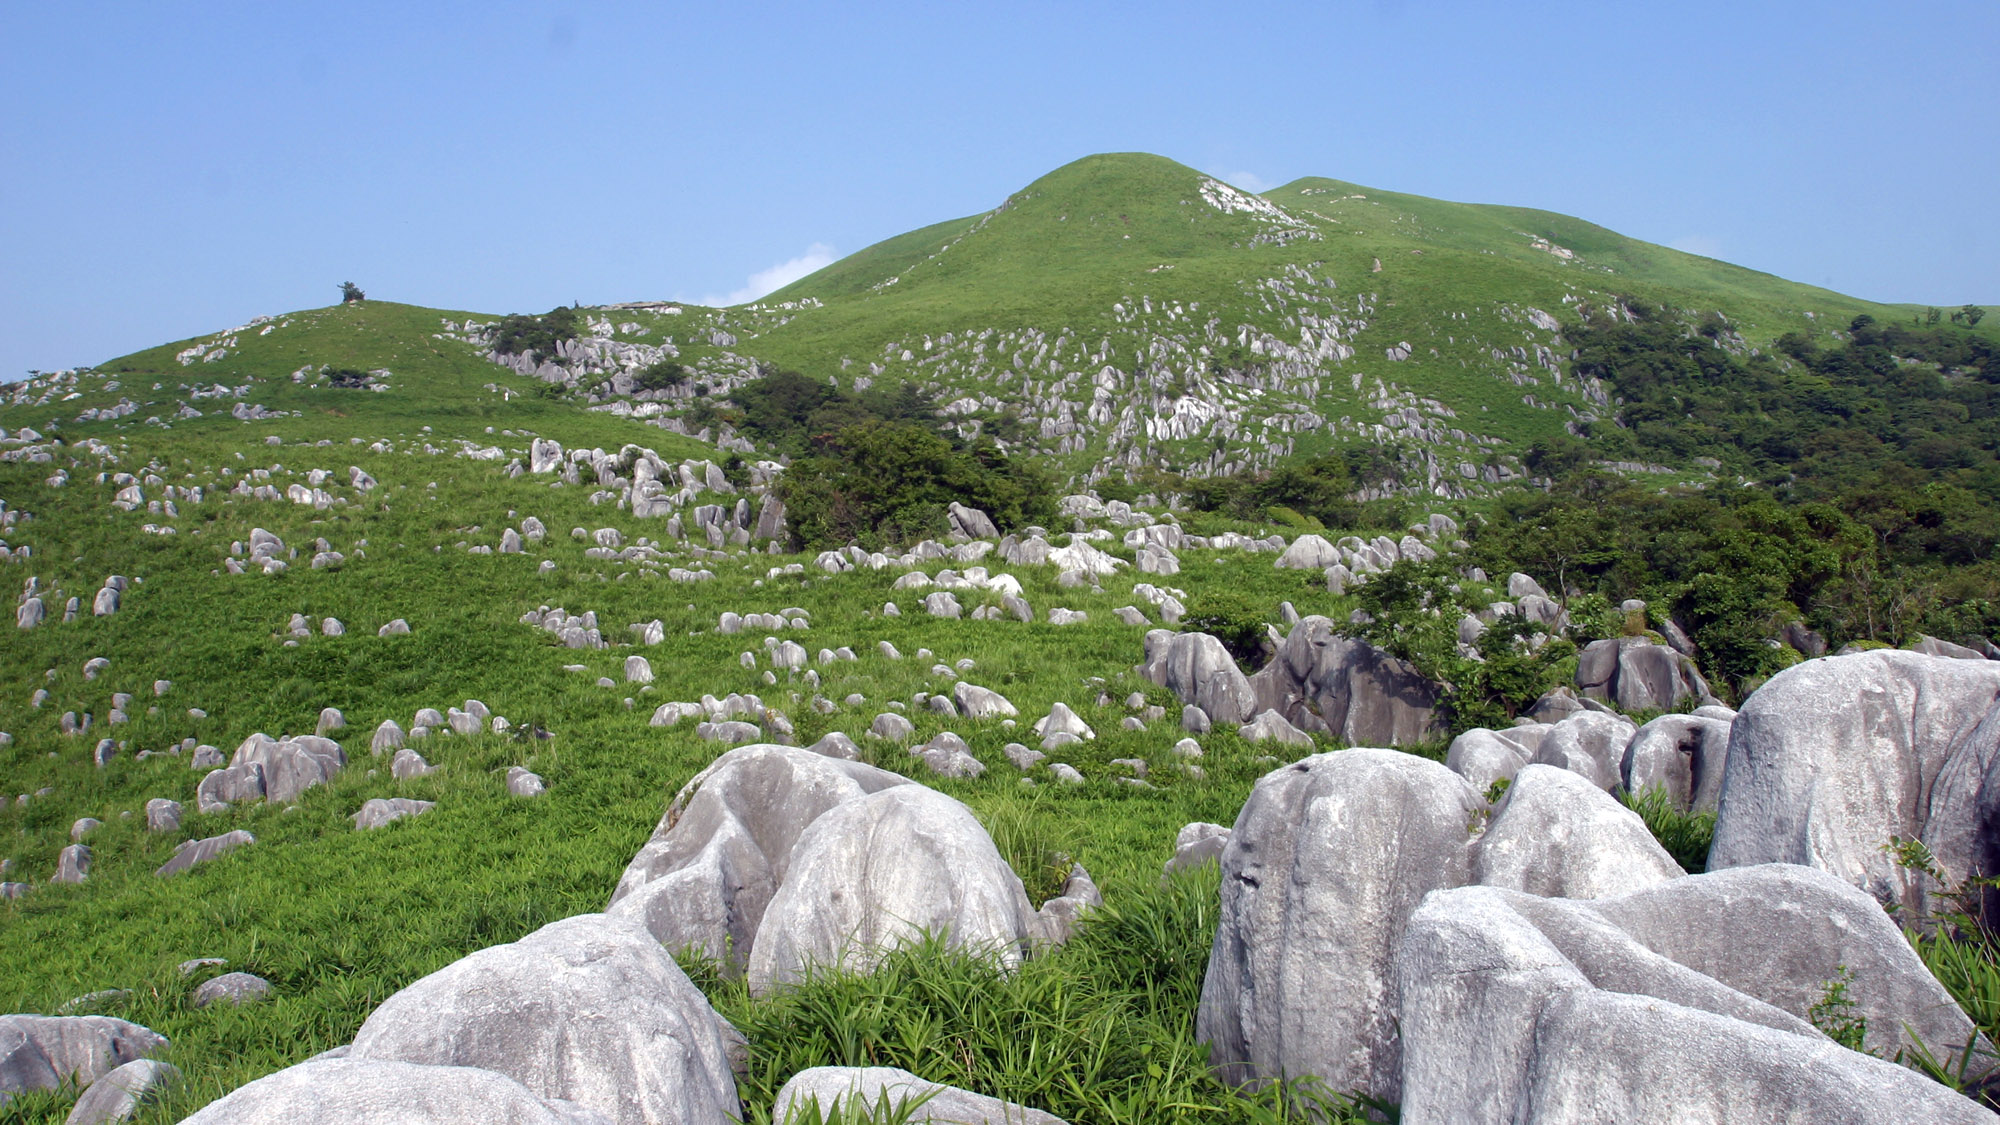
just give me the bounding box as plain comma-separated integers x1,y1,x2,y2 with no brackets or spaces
1621,712,1733,811
1246,617,1441,746
1708,650,2000,918
746,785,1034,995
65,1057,179,1125
774,1066,1067,1125
0,1015,167,1100
1576,635,1712,712
191,972,270,1008
155,830,254,877
353,798,435,830
1197,750,1483,1100
177,1057,613,1125
349,913,737,1125
606,744,912,969
1140,630,1256,724
1472,766,1684,898
1396,868,1995,1123
230,733,347,803
1528,709,1637,792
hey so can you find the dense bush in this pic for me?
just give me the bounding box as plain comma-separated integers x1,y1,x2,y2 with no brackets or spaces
778,420,1056,550
491,306,581,361
634,358,688,392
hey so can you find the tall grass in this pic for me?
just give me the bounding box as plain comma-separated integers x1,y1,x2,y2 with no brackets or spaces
1618,787,1717,873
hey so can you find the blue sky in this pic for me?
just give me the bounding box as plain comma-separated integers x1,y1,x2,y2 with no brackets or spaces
2,2,1994,378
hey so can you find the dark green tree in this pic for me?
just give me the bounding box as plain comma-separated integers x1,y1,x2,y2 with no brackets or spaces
339,281,365,304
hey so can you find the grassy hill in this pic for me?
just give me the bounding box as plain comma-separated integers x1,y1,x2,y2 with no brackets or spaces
2,154,1996,1122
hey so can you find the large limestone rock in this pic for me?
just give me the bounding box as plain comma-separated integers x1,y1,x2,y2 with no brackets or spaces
1708,650,2000,918
774,1066,1067,1125
605,744,912,969
1273,534,1340,570
1472,766,1684,898
1139,630,1256,724
1197,750,1483,1100
177,1057,612,1124
1576,636,1711,712
0,1015,167,1099
1396,868,1995,1124
1246,617,1441,746
1199,749,1710,1105
229,733,346,803
1621,712,1733,810
348,913,736,1125
947,502,1000,540
746,785,1034,995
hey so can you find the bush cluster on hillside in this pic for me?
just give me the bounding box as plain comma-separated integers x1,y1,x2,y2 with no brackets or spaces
491,306,581,362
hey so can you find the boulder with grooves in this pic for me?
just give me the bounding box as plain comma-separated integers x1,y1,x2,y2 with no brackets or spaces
1708,650,2000,918
348,913,736,1125
606,744,912,969
1140,630,1256,724
1575,635,1712,712
1620,712,1733,811
746,785,1034,995
1246,617,1441,747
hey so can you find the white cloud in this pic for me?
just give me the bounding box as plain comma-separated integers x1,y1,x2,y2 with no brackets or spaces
1669,234,1723,260
1220,170,1272,194
703,242,836,306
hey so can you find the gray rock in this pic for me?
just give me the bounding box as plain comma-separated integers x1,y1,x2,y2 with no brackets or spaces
1529,710,1637,792
1246,617,1442,746
231,732,347,803
868,712,915,742
191,972,270,1008
506,767,545,798
54,844,90,883
1049,763,1084,785
624,655,653,684
155,830,254,877
1708,651,2000,918
144,798,181,834
176,1056,613,1125
1002,742,1045,770
70,817,101,842
1181,704,1210,734
696,720,761,744
805,732,860,761
194,763,266,813
1474,765,1684,898
91,586,120,617
391,748,436,780
1197,750,1483,1102
1576,636,1712,712
606,744,912,968
746,785,1033,995
0,1015,167,1099
951,682,1018,719
377,618,411,637
65,1057,179,1125
316,706,345,735
1506,572,1547,600
1033,702,1094,743
1274,533,1341,570
922,591,962,619
1396,870,1995,1124
1163,822,1231,877
190,743,223,769
353,798,435,830
1912,634,1989,661
1442,724,1549,792
348,914,737,1125
1621,712,1733,811
1140,630,1257,724
370,719,406,755
1237,709,1313,748
946,502,1000,540
774,1066,1066,1125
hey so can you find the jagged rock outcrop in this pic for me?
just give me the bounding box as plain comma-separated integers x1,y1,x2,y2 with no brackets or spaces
1140,630,1256,724
1576,636,1711,712
1246,616,1441,746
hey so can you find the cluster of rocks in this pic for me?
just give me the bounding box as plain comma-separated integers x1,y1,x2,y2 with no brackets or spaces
606,743,1095,994
0,1013,175,1120
520,606,607,649
1191,744,1994,1122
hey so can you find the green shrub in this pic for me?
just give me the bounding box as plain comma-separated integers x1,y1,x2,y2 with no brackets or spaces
491,306,580,361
